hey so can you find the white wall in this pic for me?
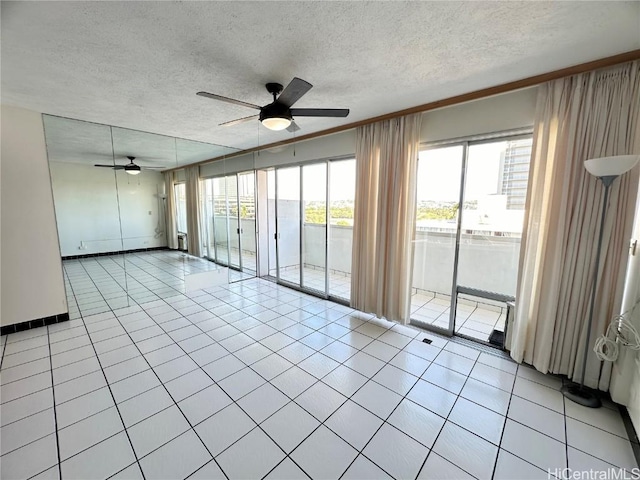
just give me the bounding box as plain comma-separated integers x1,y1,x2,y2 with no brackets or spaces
610,182,640,424
421,87,537,142
50,162,167,256
254,129,357,169
1,105,67,326
200,130,357,179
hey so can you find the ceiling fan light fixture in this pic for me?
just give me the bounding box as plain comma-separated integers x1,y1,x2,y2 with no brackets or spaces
261,116,292,131
124,164,141,175
259,102,292,131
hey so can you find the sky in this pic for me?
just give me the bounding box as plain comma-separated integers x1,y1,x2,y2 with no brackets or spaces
417,142,505,202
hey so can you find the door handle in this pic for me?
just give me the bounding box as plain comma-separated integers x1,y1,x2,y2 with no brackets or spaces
631,239,637,256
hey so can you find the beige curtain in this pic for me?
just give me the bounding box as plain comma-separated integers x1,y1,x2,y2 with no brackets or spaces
185,165,203,257
164,171,178,249
351,113,422,324
512,61,640,390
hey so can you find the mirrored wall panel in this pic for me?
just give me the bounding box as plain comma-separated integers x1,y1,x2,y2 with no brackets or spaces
44,114,242,315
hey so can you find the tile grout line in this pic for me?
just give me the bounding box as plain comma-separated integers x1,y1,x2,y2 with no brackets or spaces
0,335,8,370
416,344,486,480
564,390,570,472
334,349,434,480
46,324,64,480
72,280,628,474
82,253,232,480
4,315,627,467
491,362,517,479
249,328,439,478
70,260,148,479
136,256,632,466
121,259,389,478
44,252,633,478
8,284,516,474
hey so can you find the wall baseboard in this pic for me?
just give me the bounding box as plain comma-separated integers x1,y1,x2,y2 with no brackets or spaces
1,312,70,336
62,246,169,260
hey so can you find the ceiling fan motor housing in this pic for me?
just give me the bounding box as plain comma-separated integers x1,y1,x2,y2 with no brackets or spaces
259,101,292,122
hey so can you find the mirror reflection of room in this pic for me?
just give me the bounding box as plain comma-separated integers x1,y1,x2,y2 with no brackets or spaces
44,115,245,315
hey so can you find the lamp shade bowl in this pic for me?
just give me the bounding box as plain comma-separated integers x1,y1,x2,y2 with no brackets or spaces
261,117,292,131
584,155,640,177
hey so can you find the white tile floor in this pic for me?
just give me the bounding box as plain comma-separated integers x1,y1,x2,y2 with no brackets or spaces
268,265,352,301
410,294,507,344
270,264,506,343
1,251,637,480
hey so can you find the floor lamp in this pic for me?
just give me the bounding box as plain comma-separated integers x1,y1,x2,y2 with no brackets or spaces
561,154,640,408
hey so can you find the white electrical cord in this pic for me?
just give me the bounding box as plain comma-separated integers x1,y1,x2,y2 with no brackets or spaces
594,298,640,362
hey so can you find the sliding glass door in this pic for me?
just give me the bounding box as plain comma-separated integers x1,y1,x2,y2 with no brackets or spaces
238,172,257,274
202,172,257,276
265,158,355,302
410,146,464,330
410,135,532,346
226,175,241,269
302,163,327,294
455,138,531,343
212,177,229,265
276,166,302,286
328,159,356,300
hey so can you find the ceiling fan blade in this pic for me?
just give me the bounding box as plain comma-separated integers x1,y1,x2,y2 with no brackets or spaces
290,108,350,118
277,77,312,107
140,166,166,170
197,92,261,110
286,121,301,133
94,164,125,169
219,114,260,127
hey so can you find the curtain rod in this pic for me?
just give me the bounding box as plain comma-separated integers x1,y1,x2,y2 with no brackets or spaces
168,49,640,173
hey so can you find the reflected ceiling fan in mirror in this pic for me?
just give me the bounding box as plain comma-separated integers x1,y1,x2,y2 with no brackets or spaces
94,156,165,175
197,77,349,132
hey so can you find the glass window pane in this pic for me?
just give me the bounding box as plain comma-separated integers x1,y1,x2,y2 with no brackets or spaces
277,166,301,286
411,146,463,330
328,159,356,300
212,177,229,265
267,169,277,277
226,175,241,269
456,137,532,342
302,163,327,294
238,172,257,274
202,179,214,259
174,183,187,234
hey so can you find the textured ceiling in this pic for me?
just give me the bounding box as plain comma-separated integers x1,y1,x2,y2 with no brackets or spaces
2,1,639,152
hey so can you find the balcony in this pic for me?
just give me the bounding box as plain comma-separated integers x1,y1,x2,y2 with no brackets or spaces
208,219,516,344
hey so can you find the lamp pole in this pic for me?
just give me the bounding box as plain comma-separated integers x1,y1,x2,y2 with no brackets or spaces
561,155,640,408
562,176,615,408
